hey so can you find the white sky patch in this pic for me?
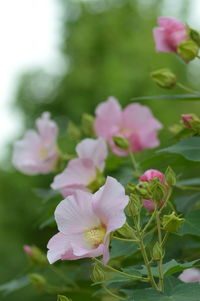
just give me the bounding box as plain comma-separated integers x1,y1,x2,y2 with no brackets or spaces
0,0,61,159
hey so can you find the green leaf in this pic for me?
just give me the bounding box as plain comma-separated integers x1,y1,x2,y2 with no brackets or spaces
158,137,200,162
176,178,200,187
0,277,30,296
130,282,200,301
110,240,138,259
179,209,200,236
175,193,200,213
139,259,199,278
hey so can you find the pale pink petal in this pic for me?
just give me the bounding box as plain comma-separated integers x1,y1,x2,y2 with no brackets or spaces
179,268,200,283
47,232,71,264
55,190,100,235
153,27,174,52
143,199,155,212
93,177,129,231
51,158,96,194
158,17,185,30
94,97,122,139
36,112,58,144
76,138,108,171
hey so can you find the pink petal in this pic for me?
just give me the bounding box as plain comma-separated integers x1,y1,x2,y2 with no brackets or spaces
94,97,122,140
54,190,100,235
36,112,58,144
153,27,174,52
93,176,129,232
179,268,200,283
158,17,185,30
51,158,96,194
47,232,71,264
76,138,108,171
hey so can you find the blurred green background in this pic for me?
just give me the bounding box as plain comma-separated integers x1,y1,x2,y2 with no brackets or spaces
1,0,200,300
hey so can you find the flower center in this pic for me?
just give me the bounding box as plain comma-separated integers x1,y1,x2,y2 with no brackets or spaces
39,148,48,160
119,127,132,136
83,225,106,248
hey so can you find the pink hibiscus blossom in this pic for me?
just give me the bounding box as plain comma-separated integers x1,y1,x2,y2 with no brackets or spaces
47,176,129,264
12,112,59,175
51,138,108,197
179,268,200,283
139,169,165,211
153,17,188,53
94,97,162,156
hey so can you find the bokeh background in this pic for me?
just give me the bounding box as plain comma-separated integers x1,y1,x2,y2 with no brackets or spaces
1,0,200,300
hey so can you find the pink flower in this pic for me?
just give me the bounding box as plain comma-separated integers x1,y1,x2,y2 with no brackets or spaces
47,176,129,264
51,138,107,197
94,97,162,156
153,17,188,53
181,114,196,128
179,268,200,283
139,169,165,212
12,112,59,175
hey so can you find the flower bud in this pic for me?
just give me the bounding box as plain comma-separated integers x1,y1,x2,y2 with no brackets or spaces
113,136,129,150
115,222,136,239
23,245,48,266
149,179,165,203
28,273,47,291
151,68,177,89
57,295,72,301
135,182,152,199
164,166,176,186
91,264,106,283
67,121,81,141
181,114,200,134
162,212,185,232
126,194,141,216
87,169,105,193
152,242,163,261
189,28,200,47
177,40,199,62
82,113,95,136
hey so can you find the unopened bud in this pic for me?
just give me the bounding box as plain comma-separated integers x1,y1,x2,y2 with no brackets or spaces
113,136,129,150
28,273,47,291
91,264,106,283
87,169,105,193
181,114,200,134
135,182,152,199
152,242,163,261
189,28,200,47
149,179,165,203
165,166,176,186
162,212,185,232
23,245,48,265
126,194,141,216
57,295,72,301
151,68,177,89
82,113,95,136
115,222,136,239
67,121,81,141
177,40,199,62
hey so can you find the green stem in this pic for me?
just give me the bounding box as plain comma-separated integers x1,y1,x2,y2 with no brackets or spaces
103,285,127,300
142,210,157,233
92,258,148,282
49,265,78,289
133,216,158,290
161,232,169,247
112,236,138,242
128,147,141,177
155,211,164,292
177,82,198,94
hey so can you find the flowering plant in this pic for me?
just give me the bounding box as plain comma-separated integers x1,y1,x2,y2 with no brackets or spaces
3,15,200,301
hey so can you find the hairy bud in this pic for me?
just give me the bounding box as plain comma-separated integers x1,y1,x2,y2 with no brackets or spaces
82,113,95,136
151,68,177,89
115,222,136,239
23,245,48,266
67,121,81,141
28,273,47,291
91,264,106,283
165,166,176,186
152,242,163,261
126,194,141,216
162,212,185,232
177,40,199,62
189,28,200,47
113,136,129,150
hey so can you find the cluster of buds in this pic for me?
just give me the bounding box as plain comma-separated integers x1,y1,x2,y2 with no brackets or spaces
181,114,200,135
127,167,176,212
